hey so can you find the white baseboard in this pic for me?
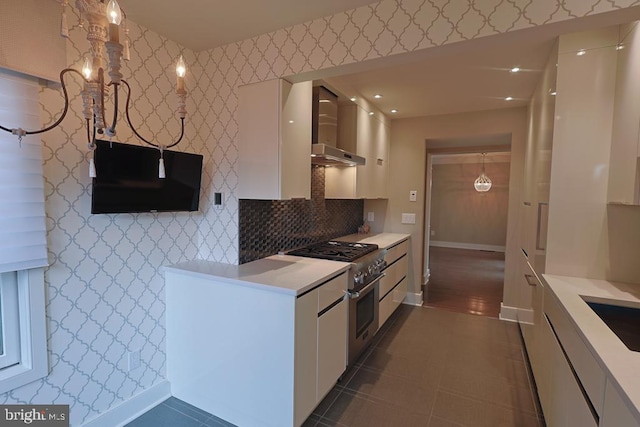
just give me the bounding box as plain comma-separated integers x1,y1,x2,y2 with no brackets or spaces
518,308,534,325
403,291,423,306
430,241,505,253
81,380,171,427
499,303,520,322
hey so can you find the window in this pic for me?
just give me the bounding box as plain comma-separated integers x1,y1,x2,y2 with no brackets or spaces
0,69,49,392
0,272,20,369
0,268,47,394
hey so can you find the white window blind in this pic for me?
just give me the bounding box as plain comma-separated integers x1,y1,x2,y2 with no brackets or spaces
0,70,48,273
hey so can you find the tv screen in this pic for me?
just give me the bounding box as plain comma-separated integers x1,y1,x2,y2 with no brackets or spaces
91,140,203,214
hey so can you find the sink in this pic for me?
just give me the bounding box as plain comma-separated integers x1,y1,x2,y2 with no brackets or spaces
585,300,640,352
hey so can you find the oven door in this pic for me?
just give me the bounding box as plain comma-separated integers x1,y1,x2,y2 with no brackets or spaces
347,274,382,367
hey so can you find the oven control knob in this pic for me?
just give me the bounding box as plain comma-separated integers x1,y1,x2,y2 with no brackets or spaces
354,272,364,285
367,265,374,275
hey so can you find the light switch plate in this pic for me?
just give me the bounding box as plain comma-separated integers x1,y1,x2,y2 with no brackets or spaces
401,213,416,224
409,190,417,202
367,212,374,222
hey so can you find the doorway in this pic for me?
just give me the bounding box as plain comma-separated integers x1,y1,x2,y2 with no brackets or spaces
423,145,511,318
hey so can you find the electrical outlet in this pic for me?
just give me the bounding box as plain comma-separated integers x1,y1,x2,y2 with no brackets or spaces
401,213,416,224
367,212,374,222
409,190,417,202
128,350,141,371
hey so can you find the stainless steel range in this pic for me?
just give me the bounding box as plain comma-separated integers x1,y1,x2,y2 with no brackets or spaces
288,240,387,366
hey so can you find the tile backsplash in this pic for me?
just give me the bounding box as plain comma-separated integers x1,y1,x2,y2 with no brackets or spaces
239,166,364,263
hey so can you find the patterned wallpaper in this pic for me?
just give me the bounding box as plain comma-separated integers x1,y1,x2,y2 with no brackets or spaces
0,0,636,425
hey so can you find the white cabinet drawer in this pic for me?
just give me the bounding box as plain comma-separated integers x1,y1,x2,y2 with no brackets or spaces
317,272,347,313
385,240,408,265
379,255,407,300
544,291,605,416
379,277,407,329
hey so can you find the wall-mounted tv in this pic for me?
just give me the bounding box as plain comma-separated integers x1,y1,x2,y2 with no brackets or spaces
91,140,203,214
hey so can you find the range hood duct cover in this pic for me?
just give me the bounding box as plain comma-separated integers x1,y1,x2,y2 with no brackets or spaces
311,143,365,166
312,85,364,166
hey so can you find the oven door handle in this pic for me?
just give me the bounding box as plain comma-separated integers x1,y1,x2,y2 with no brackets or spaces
348,273,385,299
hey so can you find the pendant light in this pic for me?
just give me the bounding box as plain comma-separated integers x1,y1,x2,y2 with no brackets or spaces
474,153,492,192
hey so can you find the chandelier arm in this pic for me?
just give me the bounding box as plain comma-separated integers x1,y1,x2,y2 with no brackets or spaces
121,79,185,149
85,118,92,148
106,82,119,135
165,118,185,148
0,68,82,136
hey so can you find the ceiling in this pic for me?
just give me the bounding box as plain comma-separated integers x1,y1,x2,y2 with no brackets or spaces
117,0,381,52
327,38,556,118
117,1,640,120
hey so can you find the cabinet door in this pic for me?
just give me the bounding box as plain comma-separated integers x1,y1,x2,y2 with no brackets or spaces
601,380,640,427
294,289,318,426
317,298,347,401
238,79,311,200
541,316,598,427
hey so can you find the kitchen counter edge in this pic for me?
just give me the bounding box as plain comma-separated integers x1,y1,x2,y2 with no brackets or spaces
336,232,410,249
164,256,351,296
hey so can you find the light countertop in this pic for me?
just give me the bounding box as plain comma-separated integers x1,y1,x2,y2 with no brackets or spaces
164,256,350,296
336,232,410,249
543,274,640,421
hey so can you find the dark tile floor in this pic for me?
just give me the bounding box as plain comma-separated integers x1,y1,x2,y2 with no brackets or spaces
127,305,545,427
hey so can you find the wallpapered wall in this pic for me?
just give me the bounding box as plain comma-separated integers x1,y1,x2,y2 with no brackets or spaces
0,0,635,425
431,161,511,248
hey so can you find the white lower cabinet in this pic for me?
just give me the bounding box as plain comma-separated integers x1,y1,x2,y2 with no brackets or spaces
541,315,598,427
166,270,348,427
601,380,640,427
378,239,409,329
317,298,347,401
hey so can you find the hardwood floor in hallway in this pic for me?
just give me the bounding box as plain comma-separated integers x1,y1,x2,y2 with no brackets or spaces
424,246,505,318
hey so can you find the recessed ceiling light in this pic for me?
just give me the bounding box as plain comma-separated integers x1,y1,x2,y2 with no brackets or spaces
616,44,624,51
288,120,294,123
510,67,520,73
577,49,586,56
550,92,557,96
505,96,513,101
350,97,356,102
374,94,382,99
391,109,398,113
369,111,374,116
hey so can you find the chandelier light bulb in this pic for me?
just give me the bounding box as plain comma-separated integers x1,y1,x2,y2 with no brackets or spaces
474,153,492,192
106,0,122,25
82,57,92,80
176,55,187,78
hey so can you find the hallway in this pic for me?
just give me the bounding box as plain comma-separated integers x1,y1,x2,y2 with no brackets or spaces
424,246,505,318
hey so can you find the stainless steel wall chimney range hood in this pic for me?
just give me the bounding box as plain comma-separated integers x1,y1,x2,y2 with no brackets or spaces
311,86,365,166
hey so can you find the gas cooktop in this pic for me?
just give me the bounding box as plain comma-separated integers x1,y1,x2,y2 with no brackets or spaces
287,240,379,262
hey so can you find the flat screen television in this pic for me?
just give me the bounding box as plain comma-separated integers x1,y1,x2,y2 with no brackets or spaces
91,140,203,214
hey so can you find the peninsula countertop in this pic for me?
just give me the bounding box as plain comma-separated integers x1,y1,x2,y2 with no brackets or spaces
164,255,350,296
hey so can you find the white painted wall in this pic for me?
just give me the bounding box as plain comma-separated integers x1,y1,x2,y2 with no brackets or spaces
370,107,527,309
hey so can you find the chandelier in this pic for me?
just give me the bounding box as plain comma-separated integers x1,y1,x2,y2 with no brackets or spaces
0,0,187,178
474,153,492,192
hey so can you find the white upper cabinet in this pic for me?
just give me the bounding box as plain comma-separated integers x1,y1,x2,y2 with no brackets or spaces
238,79,312,200
325,104,389,199
608,22,640,205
